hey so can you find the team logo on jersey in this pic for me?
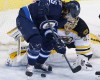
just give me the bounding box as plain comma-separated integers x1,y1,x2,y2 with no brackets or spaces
40,20,58,29
61,36,73,43
48,0,62,6
83,36,89,41
83,29,89,35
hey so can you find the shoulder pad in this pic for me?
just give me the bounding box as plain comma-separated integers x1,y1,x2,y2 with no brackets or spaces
73,18,89,37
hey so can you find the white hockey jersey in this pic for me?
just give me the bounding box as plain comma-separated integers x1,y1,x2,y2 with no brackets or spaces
58,29,92,56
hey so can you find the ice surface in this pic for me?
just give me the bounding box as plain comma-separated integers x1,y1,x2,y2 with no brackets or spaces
0,51,100,80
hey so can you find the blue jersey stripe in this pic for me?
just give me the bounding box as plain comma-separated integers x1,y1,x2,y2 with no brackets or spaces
22,6,33,22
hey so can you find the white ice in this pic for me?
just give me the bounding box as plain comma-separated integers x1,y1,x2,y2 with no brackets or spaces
0,50,100,80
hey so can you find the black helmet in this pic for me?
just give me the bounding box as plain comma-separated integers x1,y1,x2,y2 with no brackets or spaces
38,0,50,15
64,1,80,18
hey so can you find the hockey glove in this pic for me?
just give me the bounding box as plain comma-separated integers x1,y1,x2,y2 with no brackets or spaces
46,29,57,40
40,20,58,41
53,38,66,54
42,27,57,41
54,43,66,54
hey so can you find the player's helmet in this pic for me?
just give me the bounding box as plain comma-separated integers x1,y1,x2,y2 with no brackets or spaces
38,0,50,15
64,1,80,18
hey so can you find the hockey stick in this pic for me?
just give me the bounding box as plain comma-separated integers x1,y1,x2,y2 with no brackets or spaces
44,15,81,73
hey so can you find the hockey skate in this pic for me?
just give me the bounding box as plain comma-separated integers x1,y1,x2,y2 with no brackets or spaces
73,55,93,71
25,65,34,77
34,63,52,72
25,63,52,77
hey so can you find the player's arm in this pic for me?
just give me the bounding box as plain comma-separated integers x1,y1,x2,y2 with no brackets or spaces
74,17,90,38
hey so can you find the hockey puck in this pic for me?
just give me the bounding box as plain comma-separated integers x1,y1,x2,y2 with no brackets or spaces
41,73,46,77
95,71,100,75
99,14,100,19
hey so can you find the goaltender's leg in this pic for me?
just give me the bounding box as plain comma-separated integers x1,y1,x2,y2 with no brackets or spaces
66,41,93,71
73,37,93,71
73,54,93,71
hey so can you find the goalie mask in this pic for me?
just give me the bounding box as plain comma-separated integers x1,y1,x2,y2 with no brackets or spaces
62,1,80,33
64,15,79,33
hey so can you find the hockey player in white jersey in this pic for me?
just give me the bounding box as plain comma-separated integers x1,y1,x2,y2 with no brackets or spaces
58,1,93,70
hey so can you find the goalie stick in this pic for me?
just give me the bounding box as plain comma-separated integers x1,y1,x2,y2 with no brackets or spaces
44,14,81,73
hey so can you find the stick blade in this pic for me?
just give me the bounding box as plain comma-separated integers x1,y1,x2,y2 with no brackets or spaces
72,65,81,73
95,71,100,75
